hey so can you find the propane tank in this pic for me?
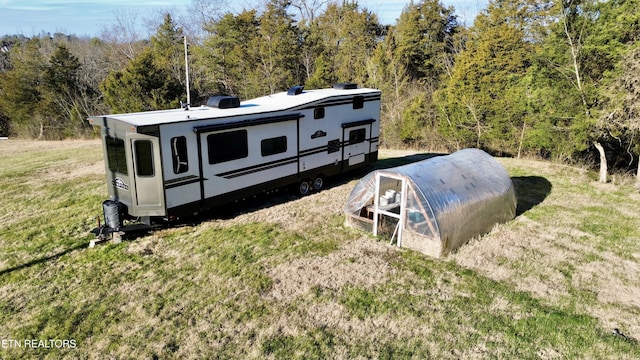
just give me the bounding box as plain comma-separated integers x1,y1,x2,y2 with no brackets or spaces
102,200,123,230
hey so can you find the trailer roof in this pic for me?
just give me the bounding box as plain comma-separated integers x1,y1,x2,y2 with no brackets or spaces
89,87,380,127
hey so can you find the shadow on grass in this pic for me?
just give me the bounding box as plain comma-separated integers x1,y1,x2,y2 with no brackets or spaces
373,152,443,170
0,242,86,277
511,176,553,216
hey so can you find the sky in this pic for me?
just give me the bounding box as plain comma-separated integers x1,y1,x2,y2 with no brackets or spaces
0,0,489,37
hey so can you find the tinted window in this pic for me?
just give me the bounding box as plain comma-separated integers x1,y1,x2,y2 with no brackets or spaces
106,136,127,175
261,136,287,157
353,96,364,109
208,130,248,164
349,128,366,144
314,107,325,119
134,140,154,176
171,136,188,174
327,139,340,154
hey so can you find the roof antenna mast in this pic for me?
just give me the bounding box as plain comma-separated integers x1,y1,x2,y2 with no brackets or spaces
184,35,191,110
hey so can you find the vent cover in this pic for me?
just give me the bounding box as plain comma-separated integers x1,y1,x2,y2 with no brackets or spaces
207,96,240,109
287,85,304,95
333,83,358,90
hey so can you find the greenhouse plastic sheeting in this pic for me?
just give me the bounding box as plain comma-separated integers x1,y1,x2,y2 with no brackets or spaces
344,148,517,258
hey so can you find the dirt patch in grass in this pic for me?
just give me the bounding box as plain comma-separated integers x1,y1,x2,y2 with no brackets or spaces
451,157,640,341
0,138,101,157
266,237,397,301
200,148,640,343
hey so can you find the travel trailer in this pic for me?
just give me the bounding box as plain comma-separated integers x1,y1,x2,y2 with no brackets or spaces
89,84,381,239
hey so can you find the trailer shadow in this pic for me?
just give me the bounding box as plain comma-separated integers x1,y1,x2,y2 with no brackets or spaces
0,242,86,277
373,152,444,170
183,152,443,223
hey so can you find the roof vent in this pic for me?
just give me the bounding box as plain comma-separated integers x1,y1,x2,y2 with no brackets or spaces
333,83,358,90
207,96,240,109
287,85,304,95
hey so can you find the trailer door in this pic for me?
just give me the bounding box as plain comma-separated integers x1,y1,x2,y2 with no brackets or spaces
129,134,165,216
342,121,372,167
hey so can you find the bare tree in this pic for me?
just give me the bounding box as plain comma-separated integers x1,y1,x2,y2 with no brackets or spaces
99,9,147,69
290,0,329,23
599,47,640,186
558,1,607,182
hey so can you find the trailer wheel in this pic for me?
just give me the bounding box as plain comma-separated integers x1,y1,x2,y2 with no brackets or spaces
298,180,311,196
312,176,324,191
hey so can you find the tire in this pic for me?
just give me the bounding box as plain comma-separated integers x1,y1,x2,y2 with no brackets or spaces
298,180,311,196
312,176,324,191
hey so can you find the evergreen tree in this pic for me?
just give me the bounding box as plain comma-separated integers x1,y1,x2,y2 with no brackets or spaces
375,0,459,148
151,13,187,91
312,1,382,86
0,38,45,137
592,0,640,179
41,44,88,137
197,10,260,98
101,13,185,112
255,0,302,94
393,0,458,82
435,0,541,153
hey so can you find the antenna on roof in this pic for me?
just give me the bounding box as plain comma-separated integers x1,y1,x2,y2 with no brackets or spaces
183,36,191,110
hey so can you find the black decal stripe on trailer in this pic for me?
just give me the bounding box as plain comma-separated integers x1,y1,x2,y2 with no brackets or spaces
214,137,377,180
166,153,378,218
216,158,299,179
194,113,302,133
299,144,330,157
340,138,376,147
165,175,203,189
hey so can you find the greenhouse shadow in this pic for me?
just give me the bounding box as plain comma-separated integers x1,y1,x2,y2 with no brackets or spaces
511,176,552,216
375,152,553,217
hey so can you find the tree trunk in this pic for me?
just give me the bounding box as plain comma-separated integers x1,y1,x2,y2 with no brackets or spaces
517,122,526,159
594,141,607,183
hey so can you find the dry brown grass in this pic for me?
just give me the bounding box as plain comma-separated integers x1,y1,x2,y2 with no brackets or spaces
1,140,639,358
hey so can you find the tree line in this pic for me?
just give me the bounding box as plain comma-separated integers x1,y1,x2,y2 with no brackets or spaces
0,0,639,180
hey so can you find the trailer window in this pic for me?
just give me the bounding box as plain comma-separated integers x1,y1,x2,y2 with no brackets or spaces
314,107,325,119
171,136,188,174
261,136,287,157
208,130,248,164
134,140,154,176
353,96,364,109
349,128,366,144
105,136,128,175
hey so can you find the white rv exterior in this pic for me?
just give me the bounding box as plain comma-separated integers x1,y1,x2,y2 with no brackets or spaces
89,85,381,225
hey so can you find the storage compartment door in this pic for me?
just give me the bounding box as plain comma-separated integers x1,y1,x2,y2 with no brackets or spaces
129,134,165,216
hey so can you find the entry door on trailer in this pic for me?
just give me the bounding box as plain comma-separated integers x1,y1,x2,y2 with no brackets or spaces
342,121,373,167
128,133,165,216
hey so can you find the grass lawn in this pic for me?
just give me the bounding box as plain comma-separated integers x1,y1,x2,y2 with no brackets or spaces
0,140,639,359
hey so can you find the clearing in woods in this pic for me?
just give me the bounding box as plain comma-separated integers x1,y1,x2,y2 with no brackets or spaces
0,139,639,359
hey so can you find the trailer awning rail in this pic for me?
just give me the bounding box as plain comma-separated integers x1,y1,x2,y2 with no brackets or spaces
194,113,303,133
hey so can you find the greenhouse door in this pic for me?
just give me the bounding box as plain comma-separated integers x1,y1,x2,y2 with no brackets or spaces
373,173,408,247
